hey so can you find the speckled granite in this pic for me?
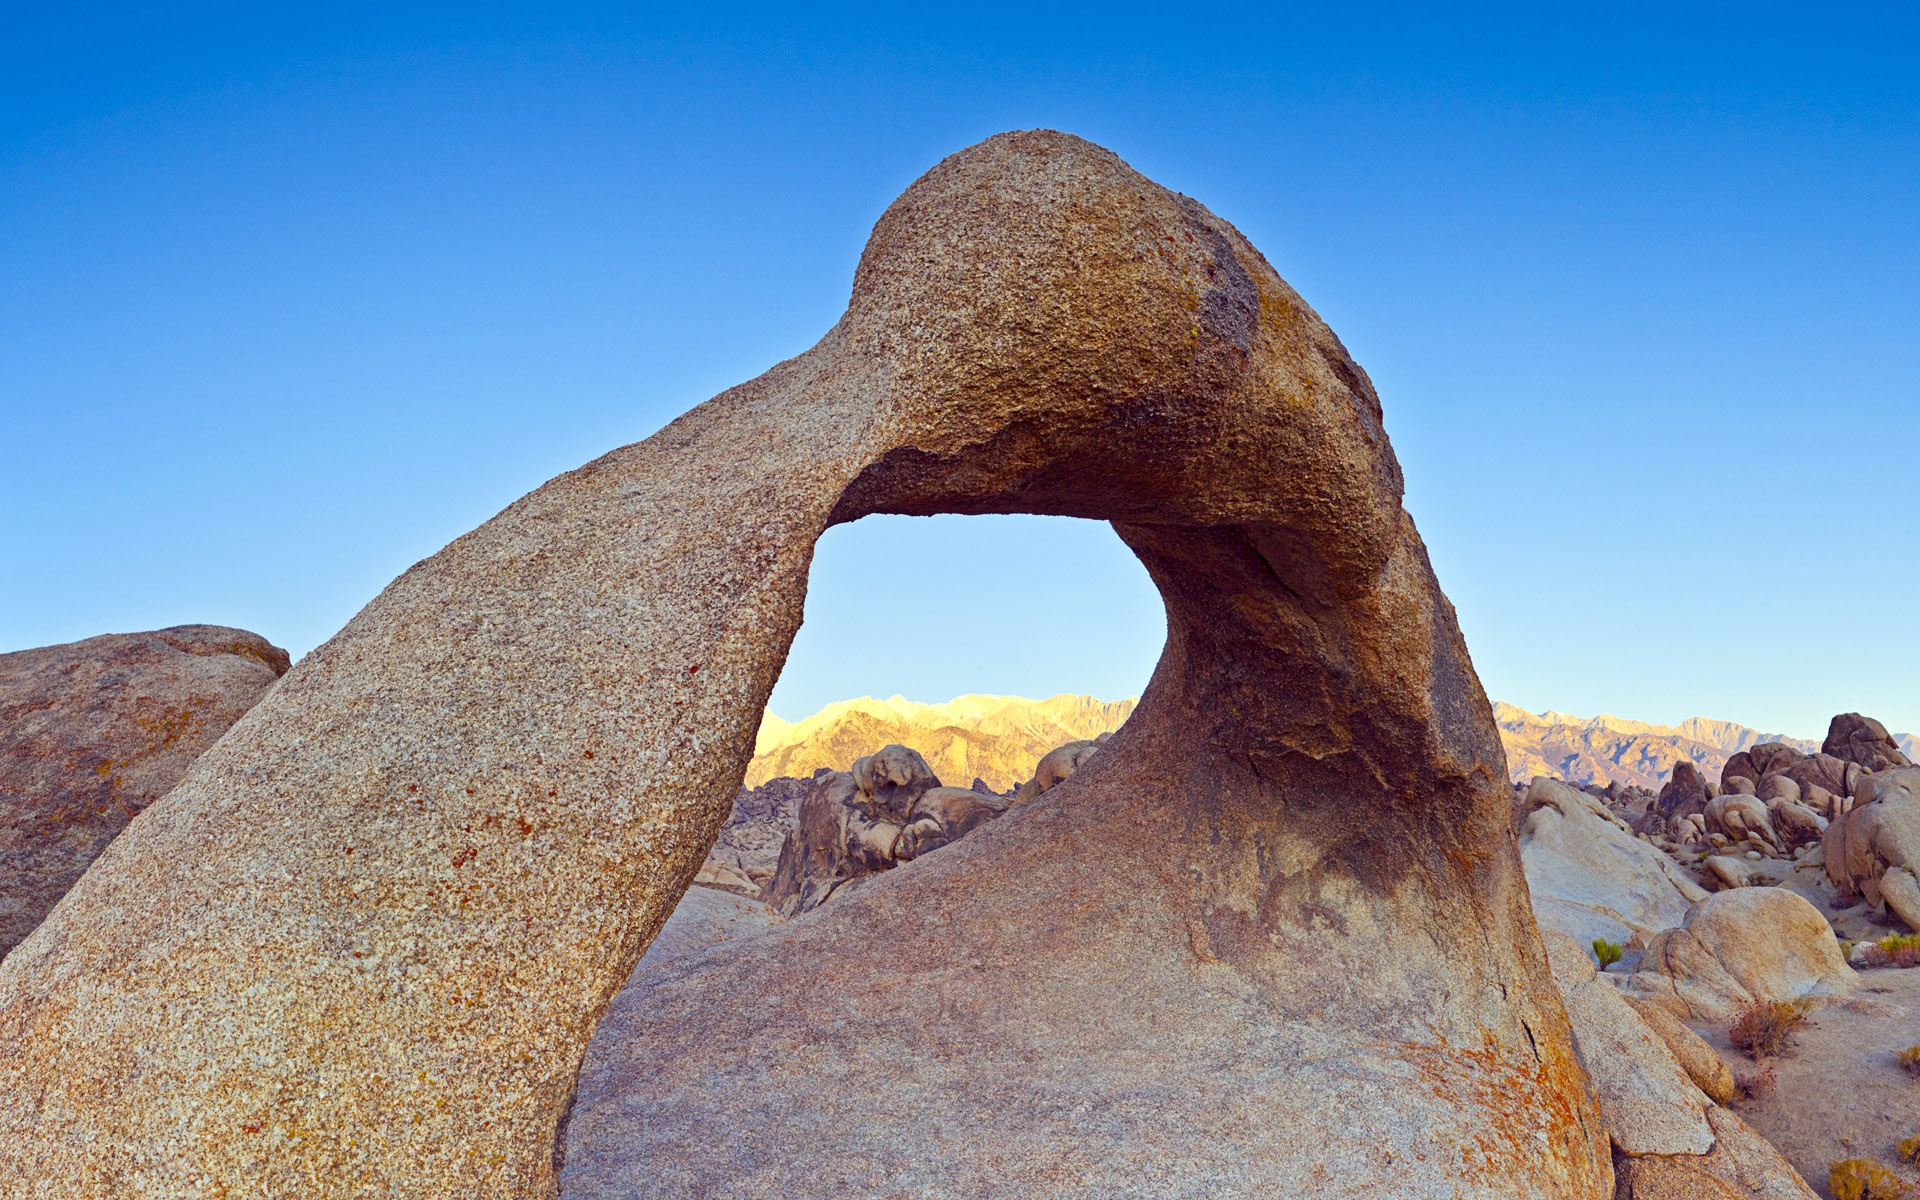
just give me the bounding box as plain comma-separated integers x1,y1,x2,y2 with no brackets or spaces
0,625,289,959
0,131,1610,1198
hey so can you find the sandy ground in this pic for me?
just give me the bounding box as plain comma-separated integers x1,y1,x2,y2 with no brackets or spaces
1693,966,1920,1198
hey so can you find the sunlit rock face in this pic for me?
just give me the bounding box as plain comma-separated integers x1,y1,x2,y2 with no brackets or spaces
0,131,1610,1198
747,693,1136,792
0,625,289,958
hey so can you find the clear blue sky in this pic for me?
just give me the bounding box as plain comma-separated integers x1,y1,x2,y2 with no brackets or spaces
3,4,1915,737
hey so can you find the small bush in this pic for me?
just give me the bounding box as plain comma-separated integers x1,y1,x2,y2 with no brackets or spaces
1732,1063,1777,1103
1828,1158,1910,1200
1900,1135,1920,1164
1861,935,1920,969
1899,1046,1920,1077
1592,938,1623,969
1728,999,1810,1060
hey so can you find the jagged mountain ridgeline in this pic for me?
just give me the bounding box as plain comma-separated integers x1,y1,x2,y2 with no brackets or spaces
1494,704,1827,791
756,694,1917,795
749,693,1137,790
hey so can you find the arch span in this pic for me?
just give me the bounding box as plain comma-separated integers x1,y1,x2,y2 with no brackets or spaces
0,131,1610,1198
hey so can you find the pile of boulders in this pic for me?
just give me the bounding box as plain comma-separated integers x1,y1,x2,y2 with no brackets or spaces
760,736,1103,916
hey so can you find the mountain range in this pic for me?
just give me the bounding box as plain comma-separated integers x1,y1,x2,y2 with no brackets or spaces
750,694,1136,792
751,693,1918,793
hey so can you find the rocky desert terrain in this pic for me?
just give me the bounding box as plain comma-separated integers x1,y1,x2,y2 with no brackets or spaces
1,131,1915,1199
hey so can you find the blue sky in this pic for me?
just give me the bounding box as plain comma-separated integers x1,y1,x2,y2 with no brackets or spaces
2,4,1915,736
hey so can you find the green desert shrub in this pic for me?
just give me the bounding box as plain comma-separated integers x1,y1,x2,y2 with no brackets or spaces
1862,934,1920,969
1591,938,1623,969
1899,1046,1920,1077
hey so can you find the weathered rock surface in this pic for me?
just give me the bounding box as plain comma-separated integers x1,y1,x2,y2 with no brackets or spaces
1542,932,1714,1156
1656,760,1712,824
0,625,289,958
625,882,780,970
0,132,1610,1197
1519,776,1708,947
693,773,813,895
1612,1107,1819,1200
1822,713,1913,775
1615,889,1857,1021
1011,734,1104,804
1541,933,1815,1198
1824,767,1920,931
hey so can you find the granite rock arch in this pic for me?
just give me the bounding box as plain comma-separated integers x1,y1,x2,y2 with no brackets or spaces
0,131,1611,1198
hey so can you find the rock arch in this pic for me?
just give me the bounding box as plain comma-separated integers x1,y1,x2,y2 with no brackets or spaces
0,132,1611,1197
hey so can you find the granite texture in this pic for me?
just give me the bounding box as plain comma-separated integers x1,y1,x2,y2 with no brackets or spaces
0,131,1611,1197
0,625,289,959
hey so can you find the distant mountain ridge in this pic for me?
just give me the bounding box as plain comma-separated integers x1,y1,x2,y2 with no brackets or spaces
749,693,1136,792
1492,703,1824,791
751,693,1915,794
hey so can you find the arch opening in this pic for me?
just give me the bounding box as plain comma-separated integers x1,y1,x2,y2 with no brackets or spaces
0,130,1611,1199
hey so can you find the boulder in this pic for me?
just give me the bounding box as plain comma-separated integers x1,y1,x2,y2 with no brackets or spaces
1519,777,1708,947
1011,737,1101,805
1720,751,1757,793
1763,798,1825,848
1616,888,1856,1021
1753,773,1799,805
1613,1108,1818,1200
1746,742,1804,779
894,785,1006,859
1542,934,1813,1198
759,747,1007,916
1821,713,1913,775
1656,760,1711,823
1704,794,1782,854
0,625,289,958
1781,753,1851,803
1703,855,1762,891
850,743,941,818
1541,933,1713,1156
1822,766,1920,929
1620,995,1734,1106
759,770,862,915
0,132,1612,1197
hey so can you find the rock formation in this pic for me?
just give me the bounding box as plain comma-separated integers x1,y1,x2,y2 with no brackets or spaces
0,132,1611,1197
1824,767,1920,930
758,743,1006,916
1518,776,1709,948
1541,931,1817,1199
693,773,814,895
1655,760,1713,825
1611,889,1857,1021
1010,733,1104,804
1702,793,1783,854
1822,713,1914,775
0,625,289,958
